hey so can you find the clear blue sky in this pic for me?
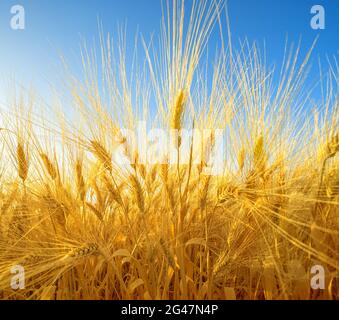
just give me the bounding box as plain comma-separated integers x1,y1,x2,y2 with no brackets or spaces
0,0,337,104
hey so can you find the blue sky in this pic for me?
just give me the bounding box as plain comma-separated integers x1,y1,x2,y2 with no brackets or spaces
0,0,337,105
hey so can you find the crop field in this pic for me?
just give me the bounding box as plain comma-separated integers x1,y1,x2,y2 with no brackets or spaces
0,0,338,300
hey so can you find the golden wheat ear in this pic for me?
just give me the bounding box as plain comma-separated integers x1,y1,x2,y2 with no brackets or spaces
17,143,28,182
90,140,113,172
326,132,339,160
75,159,86,201
170,90,186,130
40,153,57,180
66,243,99,259
238,148,246,172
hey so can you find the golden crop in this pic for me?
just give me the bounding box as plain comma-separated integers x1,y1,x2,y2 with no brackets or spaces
0,0,338,300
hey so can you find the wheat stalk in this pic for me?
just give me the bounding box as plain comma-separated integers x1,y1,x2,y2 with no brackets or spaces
159,238,175,269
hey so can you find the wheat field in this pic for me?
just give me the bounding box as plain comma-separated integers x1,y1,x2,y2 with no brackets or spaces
0,0,338,300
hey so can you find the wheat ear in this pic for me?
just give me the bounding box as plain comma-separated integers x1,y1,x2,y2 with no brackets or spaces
90,140,112,172
170,90,186,130
17,143,28,182
40,153,57,180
